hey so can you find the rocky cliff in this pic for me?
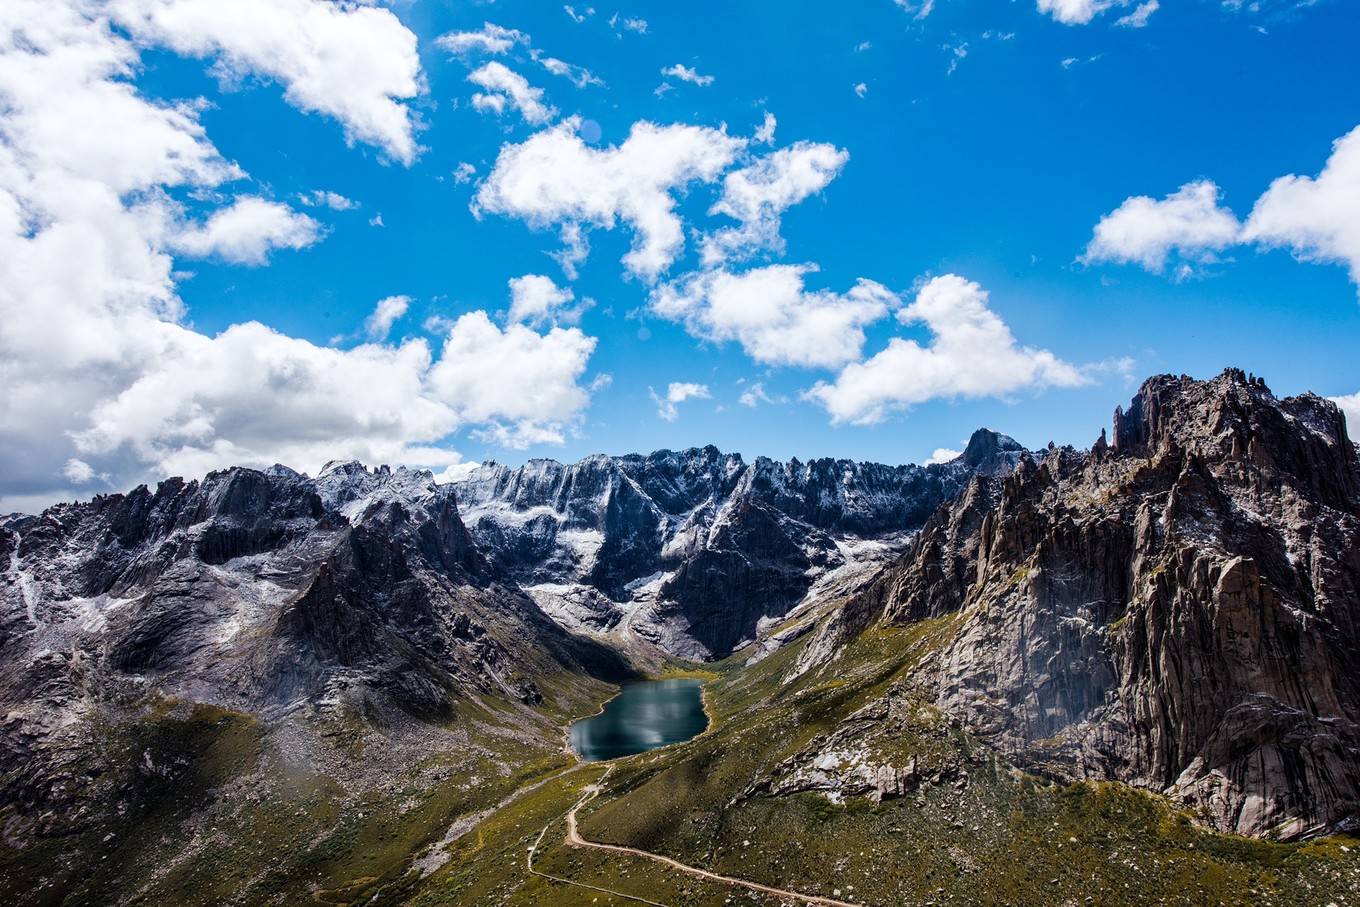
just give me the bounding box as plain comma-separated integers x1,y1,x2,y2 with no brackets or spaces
800,369,1360,839
451,435,1026,659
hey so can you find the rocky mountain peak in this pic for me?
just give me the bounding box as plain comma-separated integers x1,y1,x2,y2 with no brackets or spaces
1111,366,1357,508
809,368,1360,839
961,427,1025,470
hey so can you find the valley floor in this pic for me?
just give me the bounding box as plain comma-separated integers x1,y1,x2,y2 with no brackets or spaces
4,613,1357,907
401,623,1360,907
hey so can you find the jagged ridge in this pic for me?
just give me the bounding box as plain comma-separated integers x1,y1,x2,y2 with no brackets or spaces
801,368,1360,839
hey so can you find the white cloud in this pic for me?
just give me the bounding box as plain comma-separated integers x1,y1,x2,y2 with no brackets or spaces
475,117,746,282
854,82,868,98
171,196,322,265
507,274,576,326
753,112,777,145
944,43,969,76
453,162,477,184
535,52,603,89
1115,1,1160,27
427,312,597,447
468,61,556,125
71,324,465,481
73,313,600,477
1036,0,1136,25
298,189,357,210
364,295,411,340
109,0,424,164
660,64,714,87
0,0,593,510
439,23,601,90
63,458,98,484
1331,393,1360,435
651,265,898,369
739,382,774,407
894,0,936,18
1082,180,1242,273
0,0,233,506
615,16,649,34
701,142,849,264
806,275,1086,424
651,382,710,421
563,5,593,24
924,447,962,465
369,213,385,227
435,22,527,56
473,94,507,115
1242,125,1360,289
1061,54,1104,69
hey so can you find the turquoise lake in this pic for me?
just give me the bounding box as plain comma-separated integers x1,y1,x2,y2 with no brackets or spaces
569,678,708,762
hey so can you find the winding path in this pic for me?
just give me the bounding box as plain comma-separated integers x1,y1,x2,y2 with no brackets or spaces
527,766,864,907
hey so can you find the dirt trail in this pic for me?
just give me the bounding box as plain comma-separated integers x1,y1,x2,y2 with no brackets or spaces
531,767,865,907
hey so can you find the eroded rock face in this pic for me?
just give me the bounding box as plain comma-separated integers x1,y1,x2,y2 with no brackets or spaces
451,436,1025,659
0,461,631,837
814,369,1360,839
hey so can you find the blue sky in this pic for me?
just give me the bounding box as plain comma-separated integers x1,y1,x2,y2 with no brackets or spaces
2,0,1358,510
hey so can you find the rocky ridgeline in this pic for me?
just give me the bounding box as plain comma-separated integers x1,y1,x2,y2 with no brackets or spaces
0,461,631,833
450,435,1026,659
800,368,1360,839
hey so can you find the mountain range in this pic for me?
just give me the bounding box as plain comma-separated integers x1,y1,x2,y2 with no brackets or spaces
1,367,1357,905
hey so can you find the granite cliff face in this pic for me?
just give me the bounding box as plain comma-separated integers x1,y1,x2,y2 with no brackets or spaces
451,435,1025,659
800,369,1360,839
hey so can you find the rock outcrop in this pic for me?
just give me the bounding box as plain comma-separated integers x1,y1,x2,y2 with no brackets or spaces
808,369,1360,839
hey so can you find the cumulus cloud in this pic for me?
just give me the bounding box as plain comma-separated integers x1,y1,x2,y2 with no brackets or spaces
507,274,576,326
651,382,711,421
468,61,556,125
171,196,322,265
109,0,424,164
701,141,849,265
651,265,898,369
427,312,597,447
364,295,411,340
73,312,599,477
806,275,1086,424
1242,126,1360,289
854,82,868,98
475,117,746,282
453,162,477,184
1082,180,1241,274
62,458,99,484
924,447,962,465
71,325,461,480
1036,0,1137,25
435,22,527,56
1088,126,1360,289
0,0,595,510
